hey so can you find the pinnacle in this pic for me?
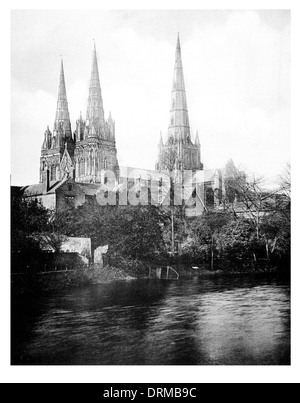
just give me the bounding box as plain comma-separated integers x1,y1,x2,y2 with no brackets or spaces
86,42,104,126
176,32,181,50
169,34,189,133
58,59,67,99
54,59,71,135
159,132,164,145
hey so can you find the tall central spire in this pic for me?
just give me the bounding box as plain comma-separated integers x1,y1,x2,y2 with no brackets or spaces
168,34,190,141
54,59,71,135
156,34,203,172
86,43,105,128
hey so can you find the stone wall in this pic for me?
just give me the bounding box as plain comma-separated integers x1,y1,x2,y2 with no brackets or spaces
60,237,92,259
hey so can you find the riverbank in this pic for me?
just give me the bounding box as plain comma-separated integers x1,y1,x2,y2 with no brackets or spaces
11,265,135,294
11,260,290,294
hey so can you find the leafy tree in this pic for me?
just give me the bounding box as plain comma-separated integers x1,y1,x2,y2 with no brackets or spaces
218,218,259,263
51,203,168,264
11,197,50,254
182,211,232,268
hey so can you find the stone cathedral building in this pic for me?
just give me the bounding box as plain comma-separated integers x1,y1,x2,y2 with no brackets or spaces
20,36,228,214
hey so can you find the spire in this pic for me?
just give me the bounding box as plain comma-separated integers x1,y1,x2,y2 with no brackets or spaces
195,130,200,146
54,59,72,136
86,42,105,130
159,131,164,146
176,32,181,51
168,33,190,141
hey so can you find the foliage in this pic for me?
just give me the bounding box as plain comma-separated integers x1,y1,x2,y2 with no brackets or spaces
11,197,50,254
11,160,290,274
53,202,168,263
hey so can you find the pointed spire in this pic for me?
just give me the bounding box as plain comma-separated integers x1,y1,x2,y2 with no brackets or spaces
159,131,164,147
195,130,200,146
54,59,72,137
168,34,190,141
86,41,105,130
176,32,181,51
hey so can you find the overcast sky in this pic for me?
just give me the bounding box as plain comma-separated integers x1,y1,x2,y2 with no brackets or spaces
11,9,290,186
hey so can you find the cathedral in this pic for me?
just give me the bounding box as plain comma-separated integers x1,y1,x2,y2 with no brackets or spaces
20,35,227,215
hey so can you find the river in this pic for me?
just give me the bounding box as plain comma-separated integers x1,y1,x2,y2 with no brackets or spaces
11,274,290,365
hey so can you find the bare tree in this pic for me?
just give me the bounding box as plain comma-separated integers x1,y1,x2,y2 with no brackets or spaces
225,171,279,239
279,162,291,203
159,146,184,256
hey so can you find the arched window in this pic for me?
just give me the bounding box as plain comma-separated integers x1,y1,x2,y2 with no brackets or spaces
80,159,85,176
51,165,56,181
104,157,108,170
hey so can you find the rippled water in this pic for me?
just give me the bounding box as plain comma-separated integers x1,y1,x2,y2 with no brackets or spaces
11,275,290,365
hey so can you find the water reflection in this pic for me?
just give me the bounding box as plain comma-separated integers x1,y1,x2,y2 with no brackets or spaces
11,275,290,365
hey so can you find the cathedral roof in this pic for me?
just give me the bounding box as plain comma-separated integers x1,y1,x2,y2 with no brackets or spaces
21,184,46,197
21,177,69,197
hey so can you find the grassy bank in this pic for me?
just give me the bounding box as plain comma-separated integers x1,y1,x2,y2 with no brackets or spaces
11,264,135,294
11,259,290,294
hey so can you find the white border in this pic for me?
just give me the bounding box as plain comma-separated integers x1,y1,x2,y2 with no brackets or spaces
2,0,299,384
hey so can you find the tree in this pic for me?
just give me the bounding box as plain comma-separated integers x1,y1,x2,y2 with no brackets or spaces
218,218,258,264
11,197,50,254
51,202,168,264
159,146,187,256
224,167,279,240
259,163,291,262
183,211,232,268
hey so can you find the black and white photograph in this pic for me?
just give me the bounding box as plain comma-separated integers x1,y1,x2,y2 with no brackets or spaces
5,4,297,381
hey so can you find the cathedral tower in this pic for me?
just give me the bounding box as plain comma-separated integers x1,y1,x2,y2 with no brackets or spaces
40,60,75,187
156,34,203,172
74,43,119,183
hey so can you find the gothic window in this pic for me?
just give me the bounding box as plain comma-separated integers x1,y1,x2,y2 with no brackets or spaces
172,99,175,109
104,157,108,170
51,165,56,181
89,153,92,175
80,159,85,176
171,116,174,126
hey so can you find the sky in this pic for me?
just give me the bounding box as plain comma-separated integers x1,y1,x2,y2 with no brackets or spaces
11,9,290,186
